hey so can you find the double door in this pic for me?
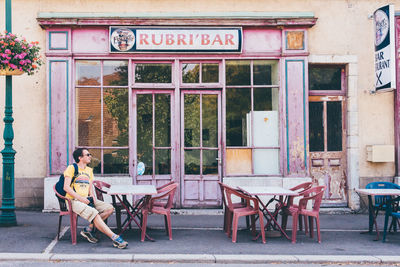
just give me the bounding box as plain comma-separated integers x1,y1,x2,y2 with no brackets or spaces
134,90,221,208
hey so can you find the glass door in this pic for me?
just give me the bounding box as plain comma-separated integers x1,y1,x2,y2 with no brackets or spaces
134,91,174,187
181,91,221,207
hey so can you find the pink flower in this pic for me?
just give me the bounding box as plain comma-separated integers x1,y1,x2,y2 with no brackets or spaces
9,64,17,69
4,49,11,54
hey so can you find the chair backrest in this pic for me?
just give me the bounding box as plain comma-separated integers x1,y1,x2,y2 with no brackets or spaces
218,181,228,207
92,180,111,201
366,182,400,206
150,183,178,210
53,184,69,212
224,186,258,211
287,182,313,206
156,181,175,193
290,182,313,193
299,185,326,212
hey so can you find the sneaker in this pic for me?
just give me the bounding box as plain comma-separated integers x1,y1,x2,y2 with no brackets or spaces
80,228,98,244
113,236,128,249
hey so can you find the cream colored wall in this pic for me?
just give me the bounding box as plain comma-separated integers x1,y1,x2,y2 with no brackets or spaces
0,0,399,180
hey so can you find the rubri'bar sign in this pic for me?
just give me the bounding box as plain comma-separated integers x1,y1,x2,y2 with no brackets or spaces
109,27,242,53
374,4,396,91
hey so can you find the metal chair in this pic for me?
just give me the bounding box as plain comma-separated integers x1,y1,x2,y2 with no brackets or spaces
53,185,78,245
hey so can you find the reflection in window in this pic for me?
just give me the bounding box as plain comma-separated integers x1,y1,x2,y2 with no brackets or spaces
309,102,324,152
226,88,250,146
103,61,128,86
135,63,172,83
202,64,219,83
327,101,342,151
137,93,172,176
184,94,200,147
77,87,101,147
76,60,101,86
226,60,250,85
75,60,129,174
182,64,199,83
182,63,219,84
185,150,200,175
103,88,129,147
309,65,342,91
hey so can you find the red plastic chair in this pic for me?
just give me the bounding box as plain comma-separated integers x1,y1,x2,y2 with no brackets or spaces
53,185,78,245
141,183,178,241
281,182,313,232
218,182,248,234
92,180,126,232
224,186,266,243
290,185,326,243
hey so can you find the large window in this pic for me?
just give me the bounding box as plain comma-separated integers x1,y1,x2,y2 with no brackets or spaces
75,60,129,174
225,60,280,175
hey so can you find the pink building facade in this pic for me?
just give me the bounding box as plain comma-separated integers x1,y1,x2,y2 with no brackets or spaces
39,13,352,209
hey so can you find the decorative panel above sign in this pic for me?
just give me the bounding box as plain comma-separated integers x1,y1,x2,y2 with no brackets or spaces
286,31,304,50
109,27,242,53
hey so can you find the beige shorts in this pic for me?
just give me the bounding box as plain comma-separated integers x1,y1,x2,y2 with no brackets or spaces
70,199,114,223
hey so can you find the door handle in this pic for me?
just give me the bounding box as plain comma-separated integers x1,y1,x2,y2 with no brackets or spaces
216,157,222,164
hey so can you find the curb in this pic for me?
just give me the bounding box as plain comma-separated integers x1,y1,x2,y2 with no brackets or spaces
1,253,400,264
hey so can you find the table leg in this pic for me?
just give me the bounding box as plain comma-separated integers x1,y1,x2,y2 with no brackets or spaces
254,196,291,241
115,195,154,241
360,195,380,241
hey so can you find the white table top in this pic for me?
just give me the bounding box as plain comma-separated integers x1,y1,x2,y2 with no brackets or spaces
238,186,298,196
108,184,157,196
356,188,400,196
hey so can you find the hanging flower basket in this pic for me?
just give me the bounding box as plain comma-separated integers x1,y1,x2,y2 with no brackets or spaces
0,67,24,76
0,31,43,76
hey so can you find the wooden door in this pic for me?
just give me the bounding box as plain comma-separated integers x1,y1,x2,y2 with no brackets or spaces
309,95,347,205
180,91,222,207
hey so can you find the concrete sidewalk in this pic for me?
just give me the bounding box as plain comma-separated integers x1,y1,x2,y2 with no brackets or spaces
1,210,400,264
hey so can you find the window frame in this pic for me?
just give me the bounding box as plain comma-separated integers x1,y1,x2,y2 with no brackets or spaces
74,59,130,175
224,59,281,176
308,64,346,96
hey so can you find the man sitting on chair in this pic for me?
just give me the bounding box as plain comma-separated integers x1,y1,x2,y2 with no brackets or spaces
63,148,128,249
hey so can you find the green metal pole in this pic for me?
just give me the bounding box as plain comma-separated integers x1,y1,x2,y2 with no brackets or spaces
0,0,17,226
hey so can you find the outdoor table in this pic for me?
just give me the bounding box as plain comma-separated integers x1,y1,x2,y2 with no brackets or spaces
238,185,298,240
355,188,400,241
108,184,157,240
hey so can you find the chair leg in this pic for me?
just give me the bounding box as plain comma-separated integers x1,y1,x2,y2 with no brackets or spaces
258,211,266,244
246,215,250,230
316,216,321,243
292,213,298,244
309,216,314,238
116,208,122,233
299,214,303,231
141,210,148,242
57,216,63,241
281,210,288,231
304,215,309,235
383,210,391,242
70,214,77,245
232,213,239,243
250,214,256,236
226,211,233,237
223,207,227,232
165,214,173,240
